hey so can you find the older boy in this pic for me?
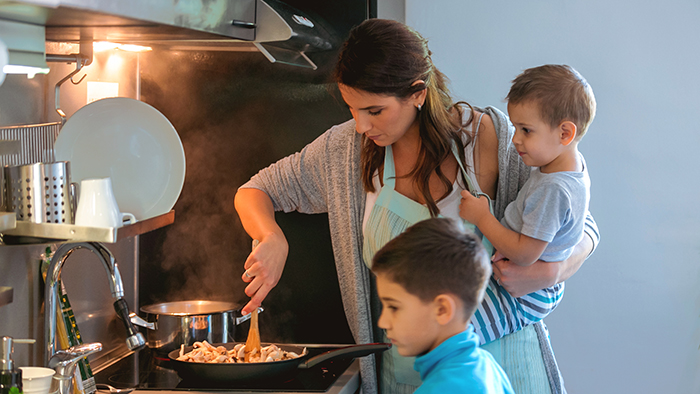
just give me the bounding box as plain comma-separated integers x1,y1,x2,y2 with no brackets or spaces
372,217,514,394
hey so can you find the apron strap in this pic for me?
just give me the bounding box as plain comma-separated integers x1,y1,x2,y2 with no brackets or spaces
451,113,494,212
452,135,493,205
383,146,396,187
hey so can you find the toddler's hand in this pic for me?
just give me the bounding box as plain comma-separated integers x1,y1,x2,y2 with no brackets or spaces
459,190,489,225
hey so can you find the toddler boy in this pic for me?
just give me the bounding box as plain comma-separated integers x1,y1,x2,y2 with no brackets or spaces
460,64,595,332
372,217,514,394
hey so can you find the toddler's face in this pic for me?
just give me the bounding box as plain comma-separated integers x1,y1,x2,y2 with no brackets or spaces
375,273,441,357
508,101,565,169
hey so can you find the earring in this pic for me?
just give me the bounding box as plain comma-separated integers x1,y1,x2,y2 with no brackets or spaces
417,104,422,111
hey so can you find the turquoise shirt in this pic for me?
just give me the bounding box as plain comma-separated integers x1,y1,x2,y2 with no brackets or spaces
414,326,515,394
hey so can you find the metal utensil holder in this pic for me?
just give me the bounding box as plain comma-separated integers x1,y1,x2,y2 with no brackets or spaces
4,161,77,223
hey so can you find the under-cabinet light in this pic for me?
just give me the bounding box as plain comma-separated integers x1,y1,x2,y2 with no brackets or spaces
116,44,152,53
93,41,120,52
93,41,152,53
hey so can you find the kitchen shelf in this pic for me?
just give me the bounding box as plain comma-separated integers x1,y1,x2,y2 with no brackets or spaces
0,210,174,245
0,286,12,307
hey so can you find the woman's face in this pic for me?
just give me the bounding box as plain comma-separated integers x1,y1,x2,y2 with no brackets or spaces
339,84,420,147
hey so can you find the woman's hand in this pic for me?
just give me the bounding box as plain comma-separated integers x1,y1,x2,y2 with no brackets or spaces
242,233,288,314
234,188,289,314
491,233,594,297
491,251,558,297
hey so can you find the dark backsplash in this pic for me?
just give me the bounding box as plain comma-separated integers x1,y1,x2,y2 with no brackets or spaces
137,47,355,344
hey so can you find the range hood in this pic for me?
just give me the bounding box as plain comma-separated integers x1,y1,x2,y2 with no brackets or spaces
0,0,338,69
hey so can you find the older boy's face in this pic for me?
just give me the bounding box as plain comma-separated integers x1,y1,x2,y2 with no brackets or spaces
376,273,441,357
508,101,566,170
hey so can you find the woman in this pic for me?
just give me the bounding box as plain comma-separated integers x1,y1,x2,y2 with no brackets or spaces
234,19,598,394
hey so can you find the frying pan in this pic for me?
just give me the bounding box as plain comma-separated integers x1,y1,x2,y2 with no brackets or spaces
167,342,390,383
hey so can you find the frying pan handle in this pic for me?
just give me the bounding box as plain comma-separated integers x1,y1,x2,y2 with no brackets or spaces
233,306,264,325
297,343,391,370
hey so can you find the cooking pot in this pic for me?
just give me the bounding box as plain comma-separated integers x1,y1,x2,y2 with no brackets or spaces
130,300,261,354
167,342,391,383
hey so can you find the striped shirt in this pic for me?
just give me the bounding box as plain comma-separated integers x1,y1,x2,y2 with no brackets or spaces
473,213,597,343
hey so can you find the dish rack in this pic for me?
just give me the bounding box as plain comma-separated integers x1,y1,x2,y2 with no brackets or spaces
0,122,175,244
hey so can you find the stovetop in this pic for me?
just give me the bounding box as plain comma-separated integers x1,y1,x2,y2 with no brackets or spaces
93,345,359,393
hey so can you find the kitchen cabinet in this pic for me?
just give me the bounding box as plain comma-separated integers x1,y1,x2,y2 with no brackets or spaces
0,0,257,43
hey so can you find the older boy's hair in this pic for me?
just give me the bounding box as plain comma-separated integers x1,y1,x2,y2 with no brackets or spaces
371,218,491,318
506,64,596,139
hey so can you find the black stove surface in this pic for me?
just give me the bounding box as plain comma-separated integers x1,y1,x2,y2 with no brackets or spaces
93,345,356,392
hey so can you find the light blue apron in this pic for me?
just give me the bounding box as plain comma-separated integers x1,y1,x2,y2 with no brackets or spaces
362,141,494,391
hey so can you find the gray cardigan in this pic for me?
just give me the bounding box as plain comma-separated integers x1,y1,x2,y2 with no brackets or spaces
241,106,599,394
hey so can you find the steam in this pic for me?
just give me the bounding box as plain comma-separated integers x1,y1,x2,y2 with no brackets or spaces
136,48,350,342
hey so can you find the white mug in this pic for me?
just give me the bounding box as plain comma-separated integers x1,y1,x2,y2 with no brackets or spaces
75,177,136,228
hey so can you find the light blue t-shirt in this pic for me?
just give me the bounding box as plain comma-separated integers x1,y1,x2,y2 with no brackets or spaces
414,326,514,394
502,154,591,262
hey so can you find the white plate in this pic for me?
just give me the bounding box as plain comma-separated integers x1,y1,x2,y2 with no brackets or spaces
55,97,185,221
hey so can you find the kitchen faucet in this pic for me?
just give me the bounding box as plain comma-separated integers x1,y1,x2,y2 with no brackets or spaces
49,343,102,394
44,242,145,366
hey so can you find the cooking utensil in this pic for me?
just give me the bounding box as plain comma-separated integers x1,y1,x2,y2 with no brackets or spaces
54,97,185,221
95,384,134,394
168,342,390,383
132,300,262,355
4,161,77,223
243,308,260,362
244,239,261,362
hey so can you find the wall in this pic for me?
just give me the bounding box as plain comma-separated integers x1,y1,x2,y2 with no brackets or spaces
377,0,405,22
406,1,699,393
0,73,55,365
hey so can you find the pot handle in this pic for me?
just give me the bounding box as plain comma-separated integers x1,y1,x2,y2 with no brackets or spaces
129,312,156,330
297,343,391,370
234,306,264,325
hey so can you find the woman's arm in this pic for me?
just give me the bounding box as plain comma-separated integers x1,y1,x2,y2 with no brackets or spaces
234,188,289,314
233,122,355,313
492,231,594,297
